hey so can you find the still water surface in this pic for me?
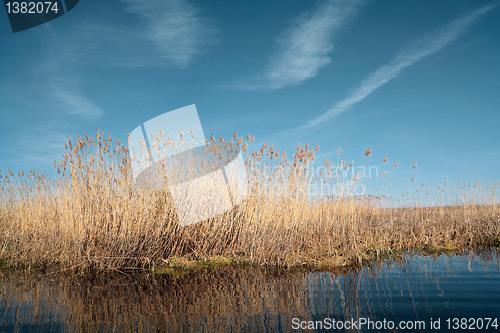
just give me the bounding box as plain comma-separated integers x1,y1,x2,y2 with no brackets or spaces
1,251,499,332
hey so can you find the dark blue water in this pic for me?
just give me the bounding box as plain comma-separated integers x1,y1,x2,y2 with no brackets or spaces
1,251,499,332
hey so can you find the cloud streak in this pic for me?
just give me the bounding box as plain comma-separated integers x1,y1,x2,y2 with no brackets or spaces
303,4,496,129
264,0,362,89
50,80,103,119
120,0,216,67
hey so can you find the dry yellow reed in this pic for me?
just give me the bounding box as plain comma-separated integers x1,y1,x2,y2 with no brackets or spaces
0,130,498,272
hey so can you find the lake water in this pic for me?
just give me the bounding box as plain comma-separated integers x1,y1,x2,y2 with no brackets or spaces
1,250,499,332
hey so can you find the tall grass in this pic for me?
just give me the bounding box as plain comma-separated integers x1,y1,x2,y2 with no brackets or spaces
0,130,499,272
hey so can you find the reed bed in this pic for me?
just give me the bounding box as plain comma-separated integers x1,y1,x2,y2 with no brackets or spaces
0,130,499,272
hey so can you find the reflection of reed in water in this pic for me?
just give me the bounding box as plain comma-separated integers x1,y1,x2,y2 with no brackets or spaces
1,268,315,332
302,249,499,332
0,250,499,332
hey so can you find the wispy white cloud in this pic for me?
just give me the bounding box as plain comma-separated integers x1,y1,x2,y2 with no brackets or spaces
49,80,103,119
39,32,103,120
38,0,216,68
303,5,496,129
262,0,362,90
120,0,217,67
1,35,103,169
1,76,102,168
43,23,152,67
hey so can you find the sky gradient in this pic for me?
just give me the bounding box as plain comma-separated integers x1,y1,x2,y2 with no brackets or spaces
1,0,499,202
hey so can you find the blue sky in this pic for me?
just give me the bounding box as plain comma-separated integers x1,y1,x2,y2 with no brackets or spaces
1,0,499,201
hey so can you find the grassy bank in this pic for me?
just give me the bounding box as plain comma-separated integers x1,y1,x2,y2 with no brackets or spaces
0,131,499,272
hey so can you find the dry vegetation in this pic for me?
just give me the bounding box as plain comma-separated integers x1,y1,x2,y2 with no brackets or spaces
0,130,499,272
